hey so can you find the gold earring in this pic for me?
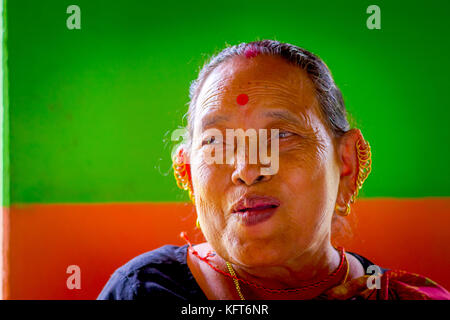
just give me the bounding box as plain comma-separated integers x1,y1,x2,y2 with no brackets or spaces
335,137,372,217
353,138,372,201
335,202,351,216
172,154,195,205
196,217,201,229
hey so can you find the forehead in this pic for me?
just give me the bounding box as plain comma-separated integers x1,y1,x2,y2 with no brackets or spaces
195,55,321,124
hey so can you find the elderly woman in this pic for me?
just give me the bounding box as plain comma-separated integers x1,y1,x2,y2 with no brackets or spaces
98,40,449,300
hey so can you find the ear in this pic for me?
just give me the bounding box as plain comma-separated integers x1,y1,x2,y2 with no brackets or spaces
174,144,193,184
335,129,364,205
174,144,190,164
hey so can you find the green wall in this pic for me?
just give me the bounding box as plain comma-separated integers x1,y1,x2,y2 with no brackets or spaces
6,0,450,204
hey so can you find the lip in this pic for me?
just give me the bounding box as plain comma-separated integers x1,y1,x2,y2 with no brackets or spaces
230,195,280,226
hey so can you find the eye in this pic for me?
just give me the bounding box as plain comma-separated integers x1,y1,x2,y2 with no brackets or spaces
202,136,218,146
277,131,294,139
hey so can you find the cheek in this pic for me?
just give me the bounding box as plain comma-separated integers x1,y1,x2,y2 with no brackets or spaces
280,139,328,184
278,142,335,222
191,153,228,194
190,153,230,226
191,155,213,188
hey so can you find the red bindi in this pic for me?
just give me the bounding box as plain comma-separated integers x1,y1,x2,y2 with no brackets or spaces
236,93,249,106
244,46,260,59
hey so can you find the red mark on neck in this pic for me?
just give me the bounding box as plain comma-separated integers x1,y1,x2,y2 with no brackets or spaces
236,93,249,106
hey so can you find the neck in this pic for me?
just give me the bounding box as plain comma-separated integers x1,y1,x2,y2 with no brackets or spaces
226,240,341,291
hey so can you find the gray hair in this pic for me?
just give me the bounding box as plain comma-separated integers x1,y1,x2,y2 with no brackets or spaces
186,39,350,148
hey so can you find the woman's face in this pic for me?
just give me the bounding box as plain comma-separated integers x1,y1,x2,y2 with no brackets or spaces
187,55,342,267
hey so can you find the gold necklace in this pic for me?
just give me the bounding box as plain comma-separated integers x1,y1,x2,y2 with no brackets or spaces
225,251,350,300
226,261,246,300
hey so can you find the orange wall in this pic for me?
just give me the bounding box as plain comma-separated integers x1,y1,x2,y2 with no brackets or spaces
3,198,450,299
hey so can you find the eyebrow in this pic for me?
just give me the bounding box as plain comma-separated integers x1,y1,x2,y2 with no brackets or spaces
200,114,230,130
263,109,306,127
199,109,307,131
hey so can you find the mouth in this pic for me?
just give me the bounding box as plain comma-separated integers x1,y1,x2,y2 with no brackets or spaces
231,196,280,226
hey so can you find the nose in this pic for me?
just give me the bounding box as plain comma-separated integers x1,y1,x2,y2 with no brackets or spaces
231,162,272,186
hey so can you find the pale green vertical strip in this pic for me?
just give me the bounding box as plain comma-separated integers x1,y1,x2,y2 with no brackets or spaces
0,0,3,300
1,0,7,208
0,0,8,300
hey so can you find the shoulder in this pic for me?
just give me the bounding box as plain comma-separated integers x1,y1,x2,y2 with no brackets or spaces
346,251,389,275
97,244,205,300
342,252,450,300
115,244,188,275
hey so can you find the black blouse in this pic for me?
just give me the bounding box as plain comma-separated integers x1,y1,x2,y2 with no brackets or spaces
97,244,383,300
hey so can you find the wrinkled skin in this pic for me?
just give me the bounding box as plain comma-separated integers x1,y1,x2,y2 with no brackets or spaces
181,54,365,298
